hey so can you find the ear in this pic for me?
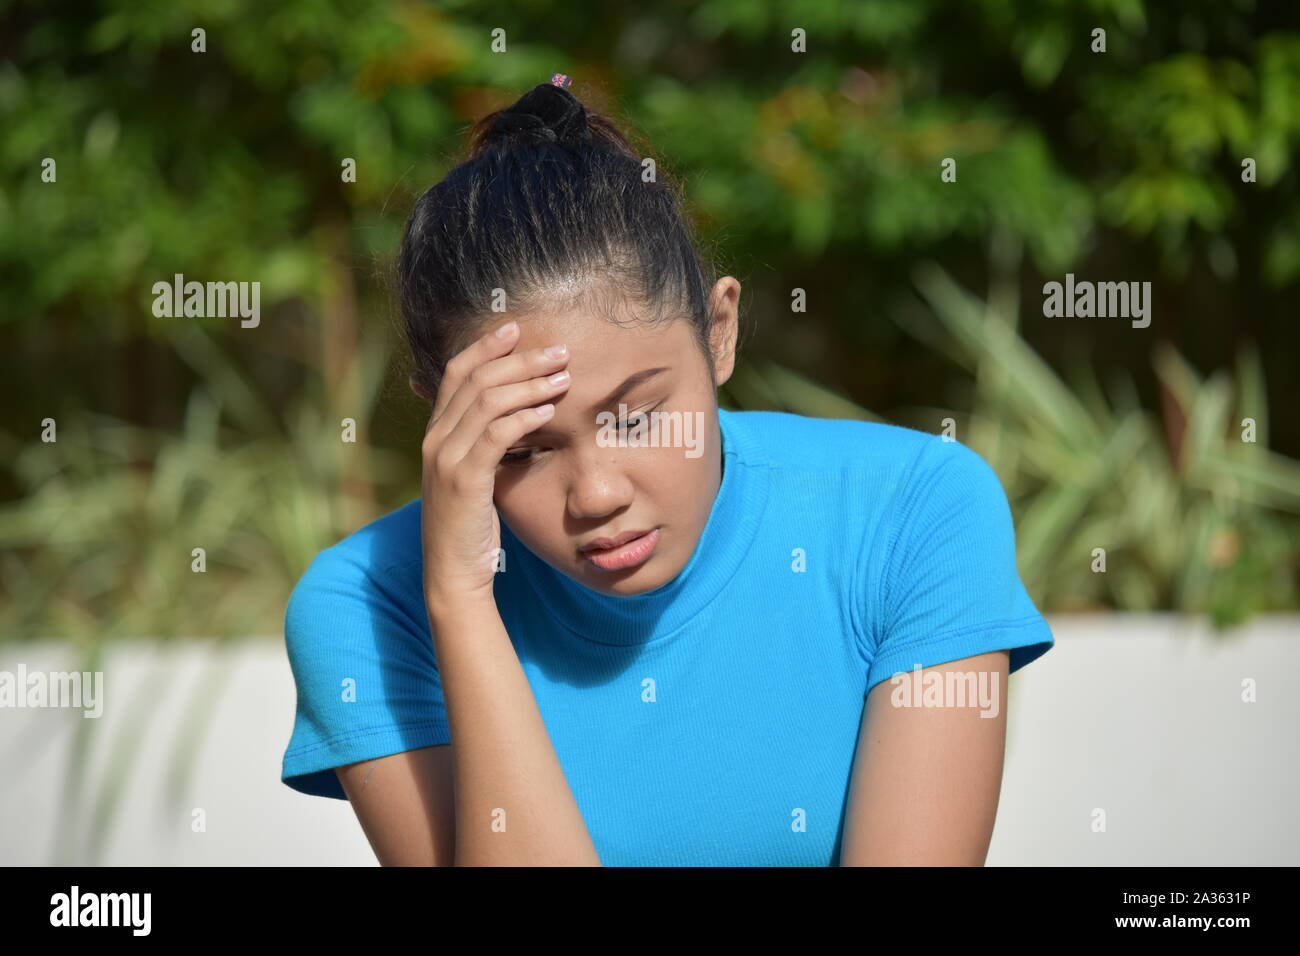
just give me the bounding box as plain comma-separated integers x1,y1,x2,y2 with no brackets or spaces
409,374,432,404
707,277,740,388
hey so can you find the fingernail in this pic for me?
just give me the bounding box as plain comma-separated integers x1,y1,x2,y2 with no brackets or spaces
544,344,567,358
496,321,518,339
548,370,570,385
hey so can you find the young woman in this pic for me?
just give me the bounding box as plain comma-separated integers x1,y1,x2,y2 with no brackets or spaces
280,75,1055,866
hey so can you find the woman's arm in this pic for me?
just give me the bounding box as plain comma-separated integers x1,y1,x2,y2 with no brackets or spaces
839,650,1010,865
336,746,457,866
429,595,603,866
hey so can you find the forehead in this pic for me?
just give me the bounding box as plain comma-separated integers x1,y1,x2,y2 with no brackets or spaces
512,310,694,380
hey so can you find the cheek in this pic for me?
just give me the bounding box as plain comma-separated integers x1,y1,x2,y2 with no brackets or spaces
494,474,564,542
495,475,545,516
633,451,704,511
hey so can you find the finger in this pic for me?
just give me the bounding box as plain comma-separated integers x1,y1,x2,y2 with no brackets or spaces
440,365,572,467
459,402,558,478
433,339,570,449
431,319,522,422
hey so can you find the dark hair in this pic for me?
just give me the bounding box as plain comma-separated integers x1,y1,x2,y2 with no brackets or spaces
396,80,726,403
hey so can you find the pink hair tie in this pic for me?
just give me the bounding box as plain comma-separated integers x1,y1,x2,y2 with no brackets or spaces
549,73,572,89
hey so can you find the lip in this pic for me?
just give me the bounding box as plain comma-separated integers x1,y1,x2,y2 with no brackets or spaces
581,527,660,571
580,528,656,552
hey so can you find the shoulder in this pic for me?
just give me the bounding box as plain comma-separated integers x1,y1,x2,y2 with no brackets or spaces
891,436,1011,523
280,501,450,801
285,499,426,655
875,436,1021,600
291,498,421,590
314,498,422,574
721,407,949,485
721,408,1009,520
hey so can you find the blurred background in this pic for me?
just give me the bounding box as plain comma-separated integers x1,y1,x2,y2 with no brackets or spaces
2,0,1298,865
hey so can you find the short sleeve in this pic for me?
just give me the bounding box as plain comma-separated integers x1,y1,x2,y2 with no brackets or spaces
863,437,1055,693
281,548,451,799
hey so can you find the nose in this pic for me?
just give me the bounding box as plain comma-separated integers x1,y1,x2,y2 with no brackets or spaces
565,445,635,520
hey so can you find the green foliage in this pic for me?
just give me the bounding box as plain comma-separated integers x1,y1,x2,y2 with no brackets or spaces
5,0,1300,329
872,257,1296,629
2,0,1298,647
0,323,398,642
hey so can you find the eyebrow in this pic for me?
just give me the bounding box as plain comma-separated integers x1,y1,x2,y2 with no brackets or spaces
589,367,670,414
512,367,670,442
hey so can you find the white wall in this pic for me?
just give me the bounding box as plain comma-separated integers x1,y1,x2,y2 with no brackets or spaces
1,613,1296,866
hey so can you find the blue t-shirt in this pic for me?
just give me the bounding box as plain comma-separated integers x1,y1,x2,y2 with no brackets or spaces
281,407,1054,865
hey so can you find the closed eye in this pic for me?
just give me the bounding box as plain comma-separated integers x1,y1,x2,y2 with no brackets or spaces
498,402,662,468
614,401,662,433
499,447,539,467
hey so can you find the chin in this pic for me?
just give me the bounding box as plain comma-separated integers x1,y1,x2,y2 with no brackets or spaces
579,559,671,595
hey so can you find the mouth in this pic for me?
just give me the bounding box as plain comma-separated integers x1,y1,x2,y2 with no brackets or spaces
580,527,661,571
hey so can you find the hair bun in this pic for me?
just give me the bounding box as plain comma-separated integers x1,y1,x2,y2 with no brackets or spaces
487,82,592,147
487,111,557,145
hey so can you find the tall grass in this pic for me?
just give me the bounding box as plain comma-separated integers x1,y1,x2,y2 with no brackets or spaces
729,253,1300,627
0,320,402,862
